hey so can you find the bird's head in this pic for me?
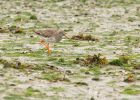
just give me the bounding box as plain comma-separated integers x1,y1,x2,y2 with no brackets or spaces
59,30,65,36
59,30,70,39
35,31,41,35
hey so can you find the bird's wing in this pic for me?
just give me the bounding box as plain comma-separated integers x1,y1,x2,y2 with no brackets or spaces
41,29,58,37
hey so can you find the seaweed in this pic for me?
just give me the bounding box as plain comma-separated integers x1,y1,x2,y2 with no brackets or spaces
41,69,70,82
109,55,130,66
0,58,46,70
75,53,108,67
0,27,8,33
109,55,140,70
124,73,136,82
8,26,25,34
71,34,99,41
74,82,88,86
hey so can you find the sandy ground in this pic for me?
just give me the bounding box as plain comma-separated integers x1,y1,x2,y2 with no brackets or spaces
0,0,140,100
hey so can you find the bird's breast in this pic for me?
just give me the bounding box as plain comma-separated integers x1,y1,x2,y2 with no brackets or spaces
46,37,57,43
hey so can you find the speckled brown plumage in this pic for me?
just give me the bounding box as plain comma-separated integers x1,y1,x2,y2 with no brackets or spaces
34,29,66,54
35,29,65,43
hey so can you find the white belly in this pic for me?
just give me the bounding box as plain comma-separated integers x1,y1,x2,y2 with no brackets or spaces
46,37,56,43
40,37,56,43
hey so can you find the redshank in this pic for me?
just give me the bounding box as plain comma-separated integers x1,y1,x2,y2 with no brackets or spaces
34,29,68,54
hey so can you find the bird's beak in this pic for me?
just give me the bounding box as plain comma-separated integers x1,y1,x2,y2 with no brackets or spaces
64,34,70,39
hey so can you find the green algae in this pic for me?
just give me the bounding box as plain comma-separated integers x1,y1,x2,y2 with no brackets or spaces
49,86,65,92
4,94,25,100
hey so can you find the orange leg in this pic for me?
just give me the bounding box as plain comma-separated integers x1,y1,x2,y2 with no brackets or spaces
45,43,51,55
40,42,51,54
39,39,51,54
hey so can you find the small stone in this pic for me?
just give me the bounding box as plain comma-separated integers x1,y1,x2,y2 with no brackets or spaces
30,35,34,38
63,78,71,82
49,65,55,69
90,97,95,100
0,74,4,76
9,83,16,86
85,71,90,74
92,77,100,81
75,82,88,86
15,61,21,68
29,78,33,81
66,70,72,74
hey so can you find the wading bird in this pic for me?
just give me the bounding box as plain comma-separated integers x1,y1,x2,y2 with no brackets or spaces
34,29,69,54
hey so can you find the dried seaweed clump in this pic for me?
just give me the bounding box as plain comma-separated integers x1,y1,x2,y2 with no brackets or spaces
71,34,99,41
124,73,136,82
133,63,140,69
0,58,44,70
75,53,108,66
0,27,9,33
8,25,24,34
0,58,29,69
